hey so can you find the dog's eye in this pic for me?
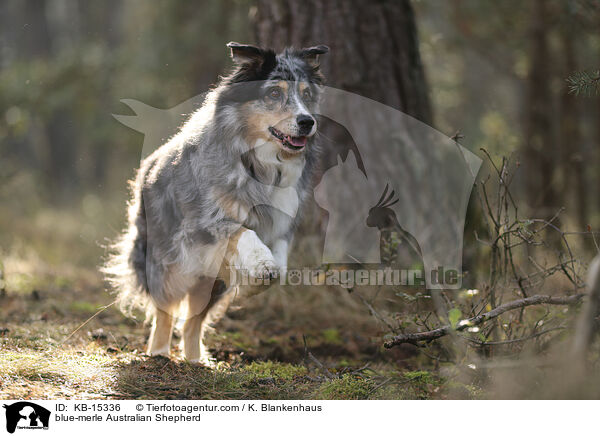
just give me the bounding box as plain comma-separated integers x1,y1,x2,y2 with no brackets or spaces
267,88,282,100
302,89,312,101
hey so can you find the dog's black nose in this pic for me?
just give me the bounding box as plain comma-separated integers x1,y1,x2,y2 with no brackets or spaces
297,115,315,132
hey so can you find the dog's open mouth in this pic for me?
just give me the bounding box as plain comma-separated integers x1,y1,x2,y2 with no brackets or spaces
269,127,307,153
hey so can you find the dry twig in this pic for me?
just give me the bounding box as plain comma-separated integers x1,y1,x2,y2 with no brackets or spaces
384,294,584,348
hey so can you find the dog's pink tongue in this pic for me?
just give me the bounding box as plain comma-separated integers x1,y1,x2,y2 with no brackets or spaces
290,136,307,147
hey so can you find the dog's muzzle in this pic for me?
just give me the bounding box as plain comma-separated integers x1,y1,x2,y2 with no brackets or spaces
269,126,308,154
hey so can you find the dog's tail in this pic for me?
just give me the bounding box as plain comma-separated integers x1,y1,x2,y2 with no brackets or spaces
101,179,150,317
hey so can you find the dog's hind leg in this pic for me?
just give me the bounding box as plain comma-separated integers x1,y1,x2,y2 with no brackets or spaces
147,306,175,357
182,279,213,363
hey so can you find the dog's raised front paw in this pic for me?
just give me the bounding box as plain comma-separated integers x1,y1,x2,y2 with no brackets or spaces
234,230,279,281
249,257,279,280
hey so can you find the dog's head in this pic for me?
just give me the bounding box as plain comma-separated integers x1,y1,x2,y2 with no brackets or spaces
219,42,329,159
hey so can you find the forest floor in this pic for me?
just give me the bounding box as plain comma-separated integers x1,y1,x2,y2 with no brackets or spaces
1,203,598,400
0,188,482,400
0,249,486,400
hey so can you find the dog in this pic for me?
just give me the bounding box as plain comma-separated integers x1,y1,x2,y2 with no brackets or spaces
103,42,329,364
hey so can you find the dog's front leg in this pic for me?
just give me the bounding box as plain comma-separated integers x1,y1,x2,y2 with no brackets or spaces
271,238,290,274
227,227,278,280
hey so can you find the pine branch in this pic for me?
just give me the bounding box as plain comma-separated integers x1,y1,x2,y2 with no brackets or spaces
566,69,600,96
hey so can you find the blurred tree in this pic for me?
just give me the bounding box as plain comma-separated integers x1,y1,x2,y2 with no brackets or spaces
559,12,586,232
523,0,559,219
21,0,52,59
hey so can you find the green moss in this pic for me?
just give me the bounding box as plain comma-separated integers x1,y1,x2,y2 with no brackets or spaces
67,301,98,314
404,370,437,385
207,370,250,393
321,328,343,345
53,276,73,289
219,331,253,349
316,374,374,399
244,361,307,381
396,370,443,399
6,273,38,294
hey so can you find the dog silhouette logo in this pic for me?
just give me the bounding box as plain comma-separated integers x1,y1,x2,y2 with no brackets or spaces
3,402,50,433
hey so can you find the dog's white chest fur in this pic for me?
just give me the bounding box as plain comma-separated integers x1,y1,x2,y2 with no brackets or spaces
271,157,304,207
265,157,304,240
269,185,299,218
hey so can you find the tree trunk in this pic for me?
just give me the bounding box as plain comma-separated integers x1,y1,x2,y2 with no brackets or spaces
253,0,432,123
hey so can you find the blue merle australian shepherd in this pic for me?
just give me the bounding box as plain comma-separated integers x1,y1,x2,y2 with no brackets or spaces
103,42,329,365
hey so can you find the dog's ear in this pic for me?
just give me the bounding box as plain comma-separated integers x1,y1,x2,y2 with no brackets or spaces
300,45,329,66
227,42,266,64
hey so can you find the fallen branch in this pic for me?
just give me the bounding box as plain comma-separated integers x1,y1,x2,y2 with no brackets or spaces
384,294,584,348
